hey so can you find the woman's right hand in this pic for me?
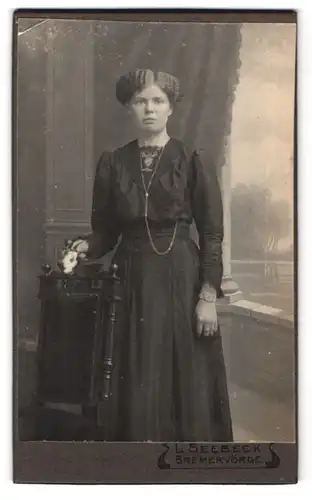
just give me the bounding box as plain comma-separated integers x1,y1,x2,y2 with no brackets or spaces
59,238,90,275
67,238,90,260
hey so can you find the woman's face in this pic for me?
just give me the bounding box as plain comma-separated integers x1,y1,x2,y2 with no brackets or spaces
128,84,173,133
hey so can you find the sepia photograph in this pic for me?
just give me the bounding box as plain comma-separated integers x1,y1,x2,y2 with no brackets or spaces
13,10,297,483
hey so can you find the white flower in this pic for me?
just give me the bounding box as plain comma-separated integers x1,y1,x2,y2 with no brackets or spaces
61,249,79,275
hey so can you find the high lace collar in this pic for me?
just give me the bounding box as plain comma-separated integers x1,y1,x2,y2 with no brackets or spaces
137,135,171,150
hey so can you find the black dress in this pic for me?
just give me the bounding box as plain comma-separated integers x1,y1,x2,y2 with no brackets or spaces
88,137,233,442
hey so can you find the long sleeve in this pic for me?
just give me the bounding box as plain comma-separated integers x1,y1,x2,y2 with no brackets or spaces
191,150,224,298
86,151,121,259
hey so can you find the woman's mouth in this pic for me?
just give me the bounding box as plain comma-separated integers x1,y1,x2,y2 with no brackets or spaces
143,118,156,123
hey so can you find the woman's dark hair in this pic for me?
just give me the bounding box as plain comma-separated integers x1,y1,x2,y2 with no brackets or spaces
116,69,183,106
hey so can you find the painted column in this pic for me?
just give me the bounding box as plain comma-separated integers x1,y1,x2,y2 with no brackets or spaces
221,142,242,302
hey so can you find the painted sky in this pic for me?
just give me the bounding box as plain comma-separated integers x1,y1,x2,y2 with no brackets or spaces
230,23,296,208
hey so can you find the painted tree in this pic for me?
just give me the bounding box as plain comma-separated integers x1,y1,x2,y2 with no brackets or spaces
231,183,291,260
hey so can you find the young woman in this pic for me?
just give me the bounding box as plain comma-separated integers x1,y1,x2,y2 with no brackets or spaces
68,69,233,442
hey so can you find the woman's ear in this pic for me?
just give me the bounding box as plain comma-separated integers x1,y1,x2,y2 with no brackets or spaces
125,103,132,114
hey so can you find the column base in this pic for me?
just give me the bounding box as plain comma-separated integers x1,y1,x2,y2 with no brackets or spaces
220,275,243,303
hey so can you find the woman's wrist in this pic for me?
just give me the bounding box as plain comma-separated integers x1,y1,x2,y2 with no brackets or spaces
198,282,217,303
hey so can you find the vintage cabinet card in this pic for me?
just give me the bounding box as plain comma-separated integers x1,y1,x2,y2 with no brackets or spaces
13,9,297,484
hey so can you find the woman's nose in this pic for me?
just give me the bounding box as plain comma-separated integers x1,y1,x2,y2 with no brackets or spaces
145,101,154,113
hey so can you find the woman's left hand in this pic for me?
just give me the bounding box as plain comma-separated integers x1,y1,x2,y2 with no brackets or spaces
195,299,218,337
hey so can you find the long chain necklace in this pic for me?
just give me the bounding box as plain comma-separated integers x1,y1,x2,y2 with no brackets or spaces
139,147,178,255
